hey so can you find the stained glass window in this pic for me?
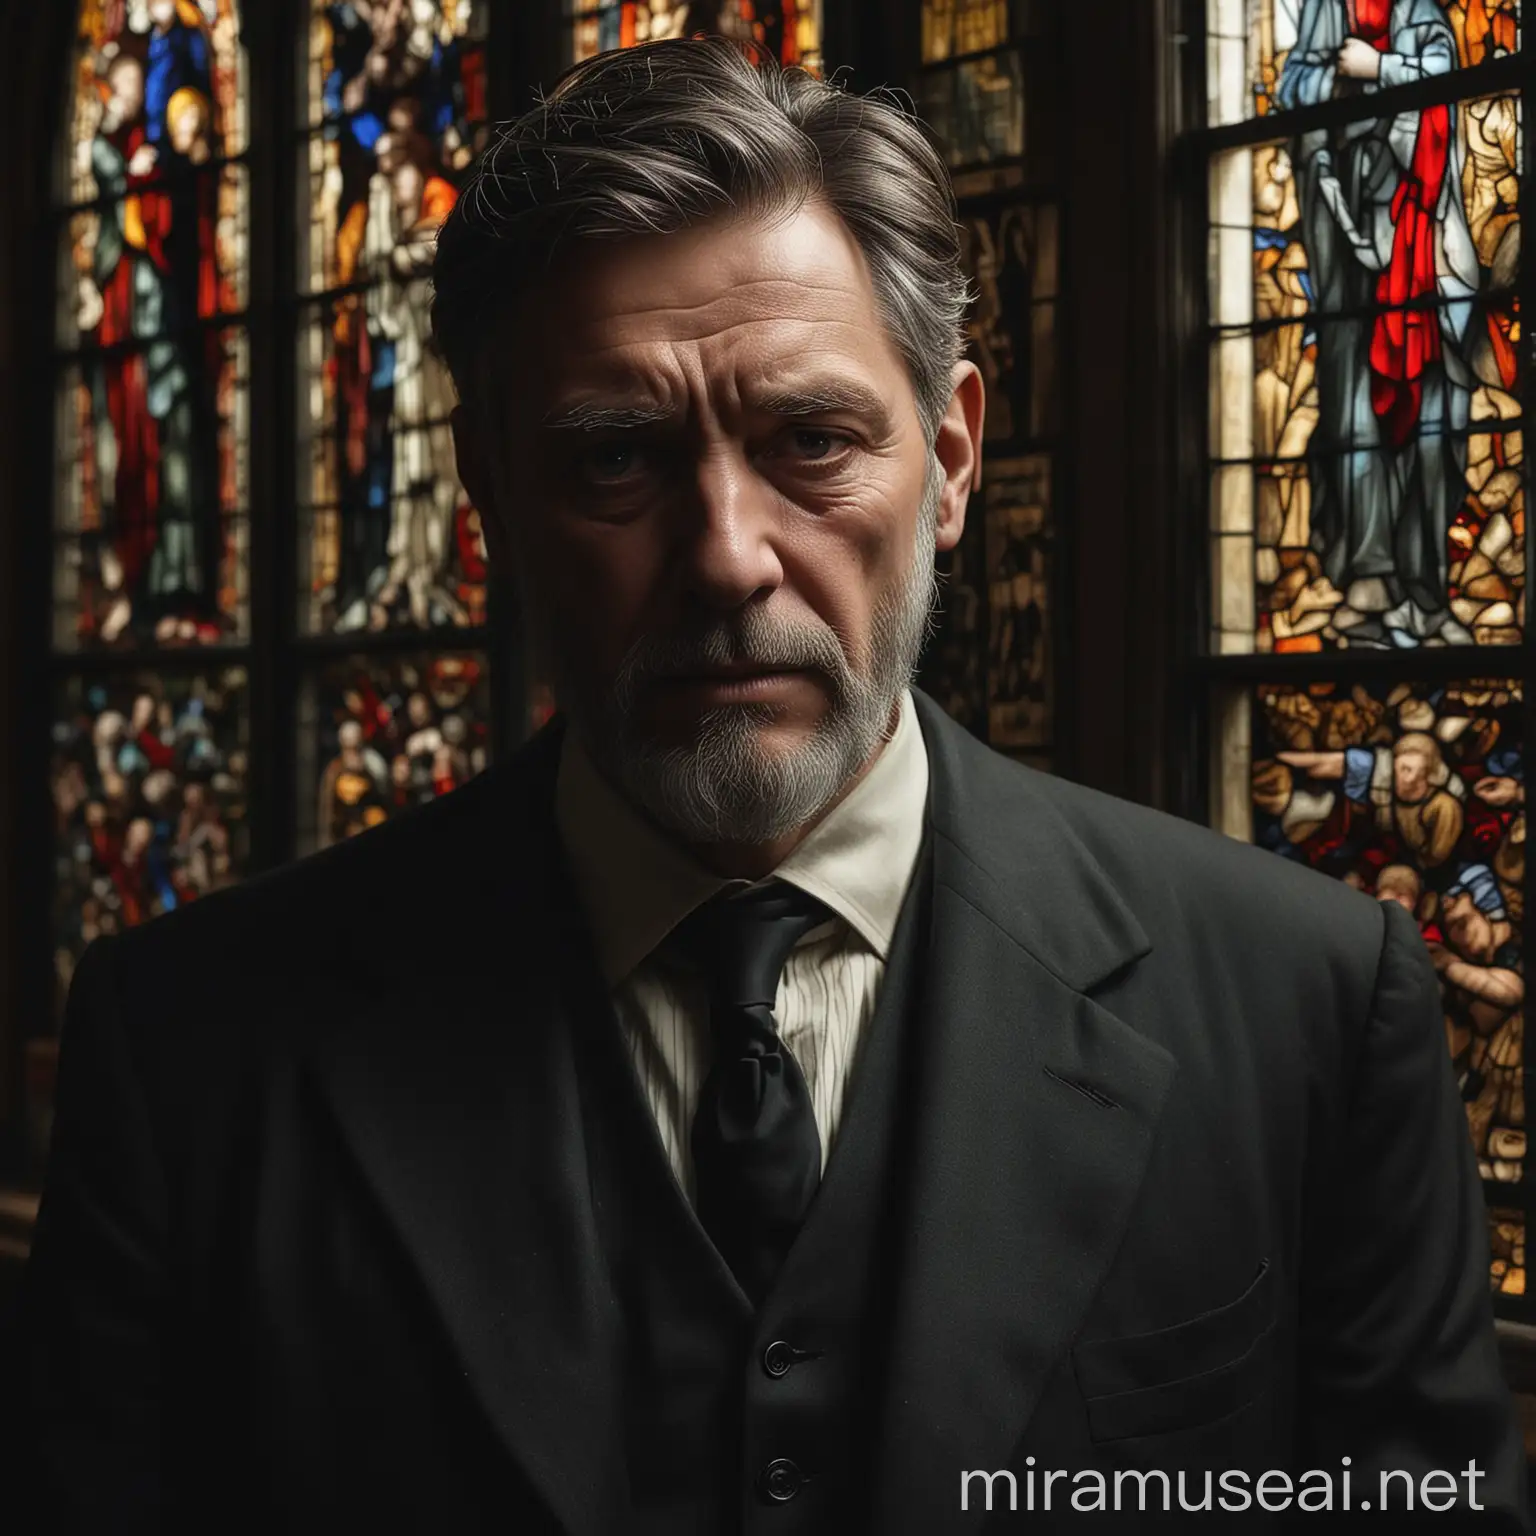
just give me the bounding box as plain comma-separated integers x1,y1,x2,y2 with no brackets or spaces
1248,678,1525,1185
296,651,492,853
49,2,255,1030
33,1,511,1171
564,1,823,72
299,1,489,636
51,667,249,1010
1491,1207,1526,1295
1199,1,1528,1308
58,0,249,650
914,0,1060,769
1208,91,1524,655
1208,0,1519,124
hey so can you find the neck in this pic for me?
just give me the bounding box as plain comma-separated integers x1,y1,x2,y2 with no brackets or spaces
675,694,903,882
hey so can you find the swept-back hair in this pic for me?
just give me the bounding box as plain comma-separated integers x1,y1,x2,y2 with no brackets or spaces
430,35,974,445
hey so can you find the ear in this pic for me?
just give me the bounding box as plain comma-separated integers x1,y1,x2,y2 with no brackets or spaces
933,359,984,555
450,403,509,572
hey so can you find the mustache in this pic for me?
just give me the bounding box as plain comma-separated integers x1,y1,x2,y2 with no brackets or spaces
616,621,850,688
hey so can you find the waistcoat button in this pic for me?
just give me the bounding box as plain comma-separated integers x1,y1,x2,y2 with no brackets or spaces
758,1457,804,1503
762,1339,797,1378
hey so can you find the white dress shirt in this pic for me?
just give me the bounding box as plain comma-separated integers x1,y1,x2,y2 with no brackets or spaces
554,688,930,1203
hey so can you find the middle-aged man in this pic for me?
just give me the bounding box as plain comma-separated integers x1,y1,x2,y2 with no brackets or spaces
10,35,1530,1535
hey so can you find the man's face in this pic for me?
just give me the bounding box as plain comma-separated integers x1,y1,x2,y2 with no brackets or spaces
457,199,979,845
1444,891,1492,956
1394,748,1431,803
108,59,145,121
169,100,207,157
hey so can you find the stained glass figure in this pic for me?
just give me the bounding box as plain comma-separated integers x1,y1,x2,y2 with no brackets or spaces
961,203,1057,445
1490,1207,1526,1294
59,0,249,649
301,1,488,634
1209,92,1524,652
56,331,249,647
299,296,486,632
298,651,492,851
1208,0,1520,125
51,668,249,1009
1249,678,1525,1192
564,1,823,72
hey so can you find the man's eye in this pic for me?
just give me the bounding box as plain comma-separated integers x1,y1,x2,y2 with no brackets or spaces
576,443,645,483
785,429,848,463
779,429,859,472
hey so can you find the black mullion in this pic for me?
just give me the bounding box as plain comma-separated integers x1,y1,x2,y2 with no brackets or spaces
1171,0,1210,826
1211,421,1525,464
270,0,304,867
1189,51,1525,156
483,0,520,756
1514,56,1535,1324
1193,649,1527,684
1045,422,1065,769
1209,289,1522,341
241,0,277,875
54,309,254,367
45,646,257,677
1183,0,1216,829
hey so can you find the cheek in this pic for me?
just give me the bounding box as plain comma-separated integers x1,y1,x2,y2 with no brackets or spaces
525,520,661,649
784,510,907,640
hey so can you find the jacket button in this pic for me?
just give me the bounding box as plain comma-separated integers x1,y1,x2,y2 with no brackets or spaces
758,1457,803,1503
762,1339,797,1378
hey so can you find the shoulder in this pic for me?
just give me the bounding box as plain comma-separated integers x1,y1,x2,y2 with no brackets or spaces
100,718,566,1030
72,754,550,1128
1000,756,1388,981
114,769,499,977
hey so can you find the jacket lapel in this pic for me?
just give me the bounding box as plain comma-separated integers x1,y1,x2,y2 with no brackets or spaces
301,717,631,1536
299,691,1176,1534
868,692,1178,1530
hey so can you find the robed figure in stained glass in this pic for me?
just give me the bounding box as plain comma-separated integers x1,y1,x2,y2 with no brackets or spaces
1277,0,1480,647
320,0,474,631
75,0,227,644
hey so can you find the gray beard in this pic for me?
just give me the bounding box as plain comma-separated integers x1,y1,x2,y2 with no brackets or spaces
540,453,945,846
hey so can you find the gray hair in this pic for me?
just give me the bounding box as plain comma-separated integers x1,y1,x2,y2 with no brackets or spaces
430,35,975,447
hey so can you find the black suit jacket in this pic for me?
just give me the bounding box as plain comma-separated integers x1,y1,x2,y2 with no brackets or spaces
6,688,1529,1530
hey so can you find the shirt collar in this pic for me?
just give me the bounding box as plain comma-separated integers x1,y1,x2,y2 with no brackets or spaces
555,688,930,987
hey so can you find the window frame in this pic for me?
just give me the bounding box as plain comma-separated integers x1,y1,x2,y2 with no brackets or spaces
1171,0,1535,1324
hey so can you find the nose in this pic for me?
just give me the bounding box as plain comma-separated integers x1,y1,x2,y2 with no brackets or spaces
675,449,788,611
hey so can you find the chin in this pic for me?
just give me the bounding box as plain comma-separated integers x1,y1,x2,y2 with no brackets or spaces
643,697,827,744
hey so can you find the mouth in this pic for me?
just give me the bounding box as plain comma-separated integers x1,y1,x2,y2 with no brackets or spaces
651,666,816,699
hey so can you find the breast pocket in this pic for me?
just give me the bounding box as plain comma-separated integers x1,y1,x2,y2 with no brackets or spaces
1071,1258,1276,1444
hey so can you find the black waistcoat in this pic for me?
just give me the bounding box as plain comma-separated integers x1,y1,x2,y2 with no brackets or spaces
561,819,936,1535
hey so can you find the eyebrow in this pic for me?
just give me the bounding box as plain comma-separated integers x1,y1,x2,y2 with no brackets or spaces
539,377,893,434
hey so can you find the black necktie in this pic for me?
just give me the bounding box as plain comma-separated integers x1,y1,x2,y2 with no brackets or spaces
665,878,833,1306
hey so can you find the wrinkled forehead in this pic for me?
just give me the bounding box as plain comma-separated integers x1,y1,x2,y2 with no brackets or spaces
483,204,905,414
